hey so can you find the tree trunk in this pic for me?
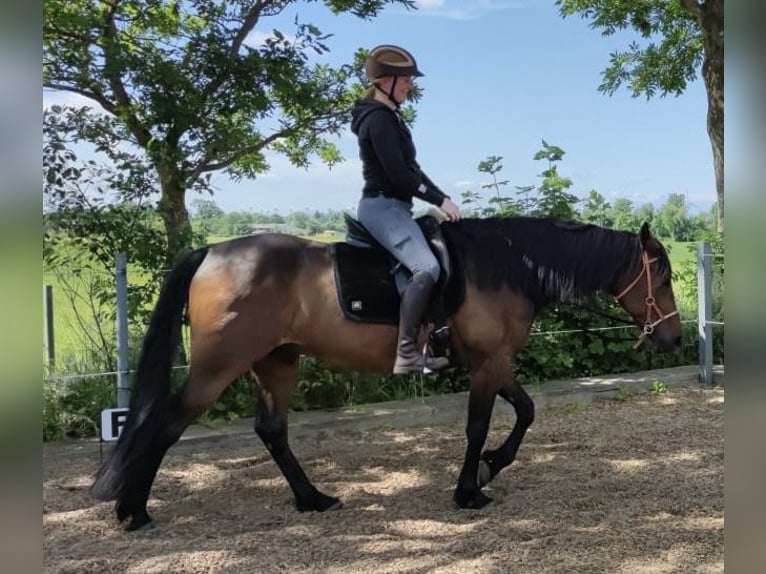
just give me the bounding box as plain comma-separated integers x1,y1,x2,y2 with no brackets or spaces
156,164,193,269
155,163,192,366
701,0,724,233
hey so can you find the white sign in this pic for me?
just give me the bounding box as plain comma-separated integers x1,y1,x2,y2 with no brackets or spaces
100,408,129,441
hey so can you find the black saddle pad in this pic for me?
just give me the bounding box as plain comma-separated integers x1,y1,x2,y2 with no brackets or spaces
331,243,402,324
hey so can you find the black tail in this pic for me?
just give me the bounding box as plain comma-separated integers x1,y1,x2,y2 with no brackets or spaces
90,247,209,501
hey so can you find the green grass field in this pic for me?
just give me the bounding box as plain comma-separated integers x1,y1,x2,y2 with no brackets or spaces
664,240,697,269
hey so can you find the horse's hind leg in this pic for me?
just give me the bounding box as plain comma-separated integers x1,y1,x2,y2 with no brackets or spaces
116,362,249,531
114,396,194,531
477,375,535,488
253,346,342,512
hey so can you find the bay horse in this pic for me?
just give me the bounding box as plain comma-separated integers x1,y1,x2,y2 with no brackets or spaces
91,216,682,531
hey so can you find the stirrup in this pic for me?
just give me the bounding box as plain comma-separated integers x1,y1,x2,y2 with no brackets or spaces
429,326,451,358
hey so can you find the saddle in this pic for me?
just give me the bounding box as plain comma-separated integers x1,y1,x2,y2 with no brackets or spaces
331,213,460,357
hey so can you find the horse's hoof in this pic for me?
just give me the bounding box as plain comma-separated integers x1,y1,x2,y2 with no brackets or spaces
115,502,129,523
453,487,493,510
296,492,343,512
125,511,154,532
477,460,492,488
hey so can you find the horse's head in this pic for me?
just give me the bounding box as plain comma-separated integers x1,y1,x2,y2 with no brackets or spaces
615,223,683,351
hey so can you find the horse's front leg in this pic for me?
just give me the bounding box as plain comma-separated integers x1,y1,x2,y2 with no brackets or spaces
453,357,504,509
477,376,535,488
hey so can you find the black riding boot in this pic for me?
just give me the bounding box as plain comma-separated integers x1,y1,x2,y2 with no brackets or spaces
393,272,450,375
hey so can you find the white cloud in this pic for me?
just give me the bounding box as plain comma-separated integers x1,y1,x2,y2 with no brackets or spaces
42,89,94,110
244,29,299,49
411,0,526,21
210,147,365,213
269,153,362,182
416,0,446,8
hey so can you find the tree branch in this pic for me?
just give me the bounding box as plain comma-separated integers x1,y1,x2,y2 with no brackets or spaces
101,2,152,148
43,25,93,43
678,0,703,20
172,2,275,153
43,83,116,114
188,110,343,180
201,0,274,103
188,129,289,180
230,0,269,58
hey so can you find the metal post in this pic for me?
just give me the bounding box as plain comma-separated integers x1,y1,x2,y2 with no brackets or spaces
697,242,713,386
44,285,55,369
115,253,130,408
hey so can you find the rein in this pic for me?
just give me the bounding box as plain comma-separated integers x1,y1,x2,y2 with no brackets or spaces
616,251,679,348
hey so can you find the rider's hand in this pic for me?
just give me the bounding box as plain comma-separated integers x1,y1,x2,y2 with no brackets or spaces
440,197,461,222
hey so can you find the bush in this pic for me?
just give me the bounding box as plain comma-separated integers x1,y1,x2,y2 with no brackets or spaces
44,375,115,441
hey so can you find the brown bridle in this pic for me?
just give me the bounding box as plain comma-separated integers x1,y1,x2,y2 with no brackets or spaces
616,251,679,348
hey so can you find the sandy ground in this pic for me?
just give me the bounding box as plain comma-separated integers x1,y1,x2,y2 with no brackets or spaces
43,387,723,574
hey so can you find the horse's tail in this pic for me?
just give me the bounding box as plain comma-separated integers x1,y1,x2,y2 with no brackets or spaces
90,246,209,501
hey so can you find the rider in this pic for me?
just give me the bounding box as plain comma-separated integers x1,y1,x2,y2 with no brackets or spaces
350,44,462,374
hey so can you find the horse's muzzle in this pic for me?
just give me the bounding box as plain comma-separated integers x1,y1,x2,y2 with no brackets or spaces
651,333,682,352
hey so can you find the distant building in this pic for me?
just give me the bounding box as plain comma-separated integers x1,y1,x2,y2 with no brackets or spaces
247,223,302,235
247,225,274,235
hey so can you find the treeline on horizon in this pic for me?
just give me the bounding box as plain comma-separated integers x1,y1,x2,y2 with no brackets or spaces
187,191,717,242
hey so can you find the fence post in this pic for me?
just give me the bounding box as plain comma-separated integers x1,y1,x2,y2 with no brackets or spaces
697,242,713,386
116,253,130,408
44,284,55,370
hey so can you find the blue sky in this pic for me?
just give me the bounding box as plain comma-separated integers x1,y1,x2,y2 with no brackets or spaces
43,0,716,215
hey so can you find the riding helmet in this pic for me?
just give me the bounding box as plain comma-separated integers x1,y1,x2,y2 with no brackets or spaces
365,44,424,80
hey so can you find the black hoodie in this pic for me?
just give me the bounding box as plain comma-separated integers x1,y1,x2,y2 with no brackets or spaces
350,99,448,206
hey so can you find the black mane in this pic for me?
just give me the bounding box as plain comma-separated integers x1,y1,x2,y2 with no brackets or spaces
443,216,660,306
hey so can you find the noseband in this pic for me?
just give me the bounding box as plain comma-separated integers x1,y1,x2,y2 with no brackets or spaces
616,251,679,348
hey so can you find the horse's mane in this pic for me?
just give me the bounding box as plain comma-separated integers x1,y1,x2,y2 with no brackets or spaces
443,216,668,306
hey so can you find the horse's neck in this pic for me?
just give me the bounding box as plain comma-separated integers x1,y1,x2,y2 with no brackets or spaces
522,226,637,303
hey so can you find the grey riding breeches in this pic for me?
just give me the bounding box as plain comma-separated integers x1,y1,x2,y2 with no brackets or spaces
356,195,440,283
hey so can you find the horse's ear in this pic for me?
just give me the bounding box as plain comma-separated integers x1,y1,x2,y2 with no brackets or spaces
639,222,652,248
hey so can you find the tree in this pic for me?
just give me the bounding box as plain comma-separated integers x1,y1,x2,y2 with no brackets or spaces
191,199,224,221
521,140,579,219
609,198,640,231
43,133,170,351
223,211,256,236
44,0,414,264
635,202,656,227
557,0,723,233
477,155,520,216
478,156,509,199
191,198,224,239
580,189,612,226
655,192,691,240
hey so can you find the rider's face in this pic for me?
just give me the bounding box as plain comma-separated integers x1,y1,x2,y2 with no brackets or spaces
393,75,413,104
379,75,413,104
